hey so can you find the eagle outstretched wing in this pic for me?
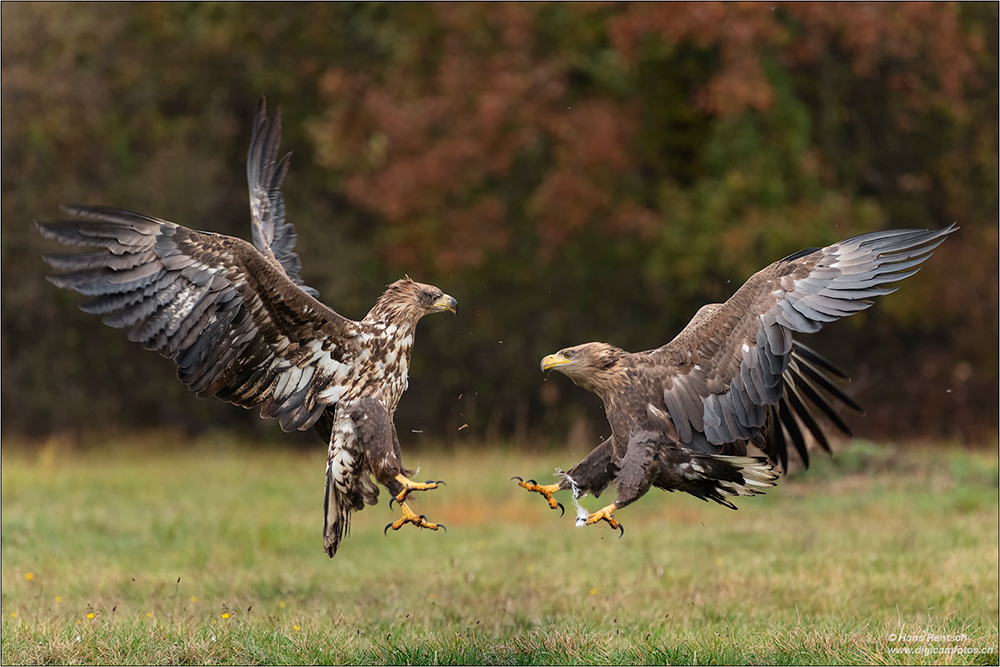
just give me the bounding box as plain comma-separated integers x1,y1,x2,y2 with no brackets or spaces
650,225,956,467
36,205,360,433
246,98,319,298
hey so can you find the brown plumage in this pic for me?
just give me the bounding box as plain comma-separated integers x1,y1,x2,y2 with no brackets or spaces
36,99,457,557
524,225,956,532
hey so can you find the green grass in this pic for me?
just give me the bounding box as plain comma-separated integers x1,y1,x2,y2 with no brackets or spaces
2,434,997,665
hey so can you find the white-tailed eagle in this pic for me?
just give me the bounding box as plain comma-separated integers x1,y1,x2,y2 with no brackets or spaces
36,99,457,557
518,226,955,534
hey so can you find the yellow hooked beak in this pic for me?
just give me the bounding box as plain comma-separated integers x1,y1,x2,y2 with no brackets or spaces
431,294,458,314
540,353,570,372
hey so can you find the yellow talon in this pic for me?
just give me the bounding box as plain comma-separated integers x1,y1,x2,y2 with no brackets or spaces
512,477,565,516
583,503,623,537
384,501,444,535
392,474,442,507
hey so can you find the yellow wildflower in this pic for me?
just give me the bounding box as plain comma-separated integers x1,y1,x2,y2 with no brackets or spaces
24,573,34,581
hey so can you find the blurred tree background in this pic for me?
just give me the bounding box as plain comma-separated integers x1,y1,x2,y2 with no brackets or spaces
2,3,996,448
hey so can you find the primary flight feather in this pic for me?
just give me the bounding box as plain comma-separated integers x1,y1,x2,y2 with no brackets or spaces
37,99,457,557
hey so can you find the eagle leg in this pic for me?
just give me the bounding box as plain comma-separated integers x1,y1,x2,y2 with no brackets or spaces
389,473,443,509
511,477,565,516
580,502,624,537
383,500,445,535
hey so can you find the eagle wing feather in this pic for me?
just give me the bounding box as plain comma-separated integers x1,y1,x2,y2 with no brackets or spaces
246,98,319,297
650,224,957,461
37,205,362,433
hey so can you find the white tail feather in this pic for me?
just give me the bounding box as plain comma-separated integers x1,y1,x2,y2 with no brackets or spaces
712,455,779,497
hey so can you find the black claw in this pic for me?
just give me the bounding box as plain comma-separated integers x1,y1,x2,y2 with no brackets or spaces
511,476,523,483
617,523,625,539
389,497,396,510
419,514,427,520
384,523,393,536
557,502,565,517
435,480,446,486
526,479,537,486
439,524,447,533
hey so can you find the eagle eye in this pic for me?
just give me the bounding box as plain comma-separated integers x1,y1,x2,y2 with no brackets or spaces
563,350,573,359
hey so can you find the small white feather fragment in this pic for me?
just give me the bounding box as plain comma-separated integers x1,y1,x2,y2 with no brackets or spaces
559,469,591,527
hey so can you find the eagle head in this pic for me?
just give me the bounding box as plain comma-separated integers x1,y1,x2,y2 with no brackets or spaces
540,342,627,395
369,276,457,325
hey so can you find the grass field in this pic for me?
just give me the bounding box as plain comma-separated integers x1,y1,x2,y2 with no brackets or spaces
2,434,997,665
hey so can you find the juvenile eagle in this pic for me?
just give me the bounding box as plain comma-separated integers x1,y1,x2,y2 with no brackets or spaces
36,99,457,557
518,226,955,534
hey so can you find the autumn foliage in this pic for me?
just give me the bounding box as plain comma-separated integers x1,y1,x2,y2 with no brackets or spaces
2,3,996,444
309,3,988,269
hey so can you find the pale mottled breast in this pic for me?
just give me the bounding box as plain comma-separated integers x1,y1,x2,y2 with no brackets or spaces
343,320,416,413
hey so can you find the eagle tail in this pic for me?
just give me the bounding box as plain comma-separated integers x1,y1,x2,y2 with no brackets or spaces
323,462,352,558
688,455,780,509
323,407,382,557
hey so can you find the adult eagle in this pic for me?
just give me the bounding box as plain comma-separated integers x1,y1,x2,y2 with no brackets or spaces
518,226,955,534
36,99,457,557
